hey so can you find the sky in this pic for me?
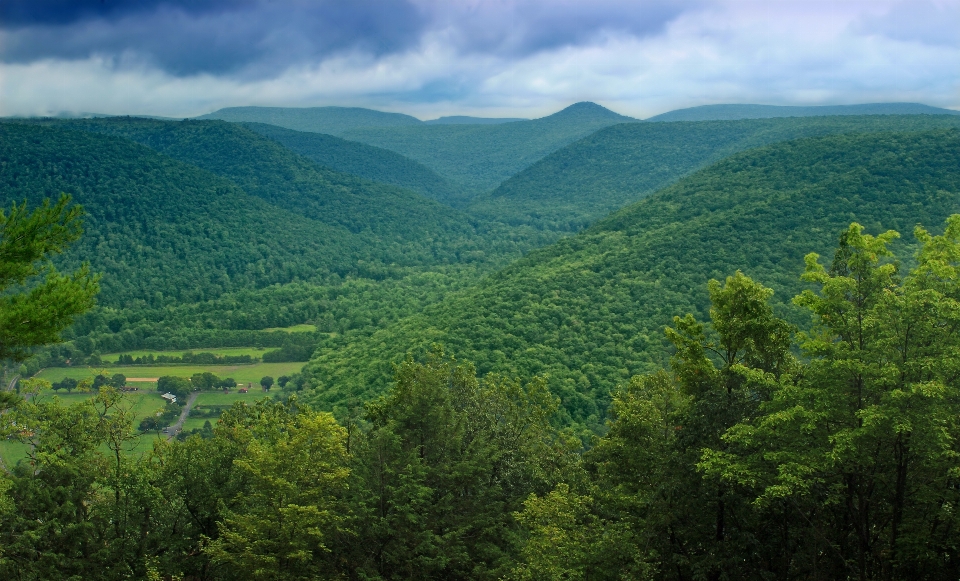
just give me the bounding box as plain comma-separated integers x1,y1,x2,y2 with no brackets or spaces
1,0,958,120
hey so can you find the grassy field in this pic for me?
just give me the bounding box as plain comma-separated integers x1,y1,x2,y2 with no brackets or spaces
264,323,317,333
171,390,279,437
0,440,29,470
194,390,277,406
102,346,271,362
6,363,299,466
35,361,305,387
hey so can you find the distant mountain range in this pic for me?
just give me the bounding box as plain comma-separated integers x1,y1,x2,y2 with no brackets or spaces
197,106,422,135
647,102,960,122
197,106,525,133
198,102,636,196
339,102,638,195
424,116,525,125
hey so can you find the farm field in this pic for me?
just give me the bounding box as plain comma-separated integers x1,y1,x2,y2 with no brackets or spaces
103,346,272,362
194,390,276,406
35,361,305,387
264,323,317,333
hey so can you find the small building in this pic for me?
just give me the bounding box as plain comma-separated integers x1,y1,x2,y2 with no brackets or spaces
160,392,177,404
238,387,248,393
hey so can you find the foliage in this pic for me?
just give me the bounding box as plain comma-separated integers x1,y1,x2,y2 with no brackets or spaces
343,348,576,579
118,351,254,365
157,375,191,399
469,114,960,231
242,121,464,204
1,120,561,361
0,122,358,308
302,130,960,434
506,220,960,580
0,195,98,361
204,399,351,580
261,334,317,362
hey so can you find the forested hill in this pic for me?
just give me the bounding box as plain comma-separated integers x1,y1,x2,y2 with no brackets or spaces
28,118,473,244
648,102,960,122
302,129,960,433
0,121,544,313
339,102,638,195
239,122,463,204
0,123,368,307
468,114,960,230
197,105,421,134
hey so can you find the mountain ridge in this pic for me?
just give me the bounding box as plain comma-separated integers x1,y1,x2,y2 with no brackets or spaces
197,105,422,135
339,102,639,195
301,129,960,432
648,102,960,122
467,114,960,231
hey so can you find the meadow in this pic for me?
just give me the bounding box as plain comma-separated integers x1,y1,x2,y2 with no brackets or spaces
35,361,305,387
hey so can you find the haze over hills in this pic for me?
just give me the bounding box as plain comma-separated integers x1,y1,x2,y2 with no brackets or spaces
468,114,960,231
194,101,635,199
647,102,960,122
340,101,639,195
301,129,960,432
239,121,463,204
424,116,526,125
197,105,422,135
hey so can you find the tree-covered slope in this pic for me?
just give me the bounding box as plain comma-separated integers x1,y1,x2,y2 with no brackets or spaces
468,115,960,231
239,122,463,204
197,105,421,134
647,102,960,122
340,102,638,196
26,117,509,266
301,130,960,432
0,123,368,308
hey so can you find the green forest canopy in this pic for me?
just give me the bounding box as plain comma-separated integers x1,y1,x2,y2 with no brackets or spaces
339,102,638,194
301,129,960,434
468,114,960,231
239,121,464,204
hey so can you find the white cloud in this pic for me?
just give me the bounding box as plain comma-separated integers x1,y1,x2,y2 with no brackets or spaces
1,0,958,119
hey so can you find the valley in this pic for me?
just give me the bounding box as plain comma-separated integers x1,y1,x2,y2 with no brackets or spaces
6,105,960,434
4,100,960,579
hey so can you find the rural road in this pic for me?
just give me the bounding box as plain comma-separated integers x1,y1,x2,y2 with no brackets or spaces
166,391,199,440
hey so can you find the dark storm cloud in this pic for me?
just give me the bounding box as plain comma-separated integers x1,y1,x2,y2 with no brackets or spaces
0,0,241,26
434,1,699,56
0,0,696,78
0,0,428,76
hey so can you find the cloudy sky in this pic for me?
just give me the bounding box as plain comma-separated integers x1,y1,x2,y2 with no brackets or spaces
1,0,958,119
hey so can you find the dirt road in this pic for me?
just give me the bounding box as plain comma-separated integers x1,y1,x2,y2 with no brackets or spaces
166,391,199,440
